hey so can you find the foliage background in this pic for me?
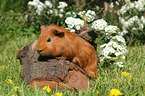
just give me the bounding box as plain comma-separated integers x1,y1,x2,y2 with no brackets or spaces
0,0,145,96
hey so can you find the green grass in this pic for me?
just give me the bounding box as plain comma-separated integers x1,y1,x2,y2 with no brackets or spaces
0,31,145,96
0,9,145,96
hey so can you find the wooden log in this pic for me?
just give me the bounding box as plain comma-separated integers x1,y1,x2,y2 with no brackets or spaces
17,41,89,91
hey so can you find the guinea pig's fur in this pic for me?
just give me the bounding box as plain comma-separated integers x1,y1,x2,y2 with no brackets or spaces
36,25,98,79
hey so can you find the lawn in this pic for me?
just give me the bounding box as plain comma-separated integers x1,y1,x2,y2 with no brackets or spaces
0,30,145,96
0,0,145,95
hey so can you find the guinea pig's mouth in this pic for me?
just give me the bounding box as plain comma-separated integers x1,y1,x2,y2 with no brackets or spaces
37,50,46,55
38,51,45,56
37,50,55,61
37,49,43,53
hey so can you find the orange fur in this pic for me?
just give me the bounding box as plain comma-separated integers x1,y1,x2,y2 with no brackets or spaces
36,25,98,79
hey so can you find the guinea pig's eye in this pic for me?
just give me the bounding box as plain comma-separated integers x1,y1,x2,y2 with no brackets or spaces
47,38,51,42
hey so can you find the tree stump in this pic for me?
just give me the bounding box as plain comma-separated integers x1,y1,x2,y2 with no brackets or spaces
17,41,89,91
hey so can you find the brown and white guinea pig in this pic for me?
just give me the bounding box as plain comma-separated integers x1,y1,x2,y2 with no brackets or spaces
36,25,98,79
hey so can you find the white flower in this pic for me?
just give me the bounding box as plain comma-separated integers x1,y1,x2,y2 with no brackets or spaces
65,17,84,31
36,5,43,15
68,24,74,28
117,45,123,50
92,19,107,31
47,11,50,14
100,57,105,62
102,49,110,57
119,6,127,15
116,62,124,67
66,12,71,15
123,22,129,28
49,10,53,14
131,28,138,32
58,2,68,9
76,26,81,30
87,10,95,16
129,3,135,9
132,15,139,21
78,11,86,17
119,17,125,24
30,0,44,7
65,17,73,24
139,23,144,30
78,11,83,17
47,10,53,14
110,2,114,8
115,51,123,56
79,10,96,22
117,10,120,15
28,0,45,15
110,41,118,48
87,10,92,14
28,1,38,6
84,13,93,22
141,16,145,24
122,27,128,35
115,1,119,6
105,25,118,34
75,18,84,26
135,1,144,11
122,55,126,59
125,0,131,4
45,1,52,8
106,56,112,59
59,14,63,18
72,12,76,17
112,35,126,44
108,41,113,46
101,45,110,55
54,9,58,16
70,29,75,32
60,9,64,13
100,44,108,48
110,47,116,53
122,47,128,53
128,19,134,25
65,28,70,30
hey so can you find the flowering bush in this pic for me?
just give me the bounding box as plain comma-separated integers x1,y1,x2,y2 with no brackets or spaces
91,19,127,67
92,19,107,31
65,10,97,32
65,17,84,32
100,38,127,67
110,0,145,44
65,11,127,67
27,0,68,29
78,10,96,22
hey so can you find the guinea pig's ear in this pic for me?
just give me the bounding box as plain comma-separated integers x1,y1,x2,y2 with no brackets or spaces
40,25,45,31
53,29,65,38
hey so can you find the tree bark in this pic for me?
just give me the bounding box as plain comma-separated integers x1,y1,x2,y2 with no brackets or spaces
17,41,89,91
75,25,98,50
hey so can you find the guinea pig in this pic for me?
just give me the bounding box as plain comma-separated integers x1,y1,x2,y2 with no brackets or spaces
36,25,98,79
